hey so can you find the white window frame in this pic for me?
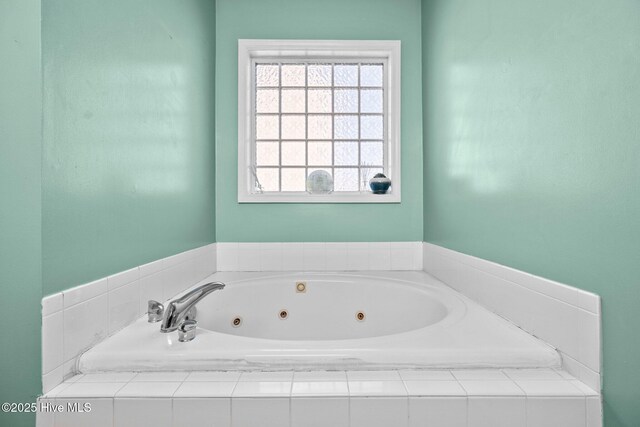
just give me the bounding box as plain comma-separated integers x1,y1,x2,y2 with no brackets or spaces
238,39,401,203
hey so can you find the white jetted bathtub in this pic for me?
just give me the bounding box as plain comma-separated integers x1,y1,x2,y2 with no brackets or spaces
79,272,561,372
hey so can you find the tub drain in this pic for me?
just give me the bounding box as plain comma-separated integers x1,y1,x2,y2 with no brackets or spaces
232,317,242,327
356,311,366,321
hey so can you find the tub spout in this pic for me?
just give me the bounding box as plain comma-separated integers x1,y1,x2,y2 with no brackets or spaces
160,282,225,333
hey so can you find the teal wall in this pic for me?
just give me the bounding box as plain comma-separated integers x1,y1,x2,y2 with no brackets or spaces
0,1,42,426
42,0,217,294
215,0,423,242
422,0,640,425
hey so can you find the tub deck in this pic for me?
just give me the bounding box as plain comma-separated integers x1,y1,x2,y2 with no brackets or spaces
78,271,561,373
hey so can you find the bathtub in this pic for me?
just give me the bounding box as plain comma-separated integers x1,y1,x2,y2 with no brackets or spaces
78,271,561,372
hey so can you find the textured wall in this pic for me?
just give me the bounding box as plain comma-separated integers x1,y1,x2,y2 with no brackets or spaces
0,1,42,425
42,0,216,294
422,0,640,425
215,0,423,242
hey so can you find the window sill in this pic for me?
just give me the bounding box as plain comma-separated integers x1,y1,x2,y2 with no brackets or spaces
238,191,401,204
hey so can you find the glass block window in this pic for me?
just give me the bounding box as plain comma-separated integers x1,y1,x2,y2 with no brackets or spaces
252,62,386,193
238,40,401,203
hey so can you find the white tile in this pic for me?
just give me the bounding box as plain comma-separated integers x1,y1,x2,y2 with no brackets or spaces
42,382,72,399
232,381,291,397
533,292,581,359
459,380,524,396
399,369,455,381
217,243,239,271
55,398,112,427
108,280,140,334
57,382,126,398
578,309,601,372
409,397,466,427
115,398,172,427
291,397,349,427
63,359,78,381
64,374,84,383
422,243,601,381
303,242,326,271
348,380,407,397
294,371,347,382
554,369,577,380
578,291,600,315
138,271,166,315
63,278,108,308
63,294,108,361
42,293,63,316
107,267,139,291
422,242,431,271
161,262,194,301
502,268,578,307
560,352,581,379
232,397,289,427
427,243,575,305
237,243,261,271
467,397,525,427
260,243,282,271
42,365,64,394
194,254,213,281
350,397,408,427
172,398,231,427
281,243,304,271
526,397,586,427
325,243,348,270
452,369,509,380
132,372,189,382
515,380,584,396
368,242,391,270
569,380,599,396
586,396,602,427
292,381,349,397
173,382,236,398
116,382,180,398
196,245,217,277
177,247,199,263
390,242,417,270
36,398,55,427
347,370,402,381
77,372,137,383
139,258,164,278
163,251,186,269
579,364,601,393
186,371,242,382
503,368,563,380
42,311,64,374
346,243,369,270
238,371,293,382
411,242,423,269
64,374,83,383
403,380,466,396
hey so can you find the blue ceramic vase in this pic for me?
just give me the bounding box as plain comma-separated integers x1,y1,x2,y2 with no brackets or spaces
369,173,391,194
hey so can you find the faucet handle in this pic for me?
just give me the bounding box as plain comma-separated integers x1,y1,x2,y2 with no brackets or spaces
178,319,197,342
147,300,164,323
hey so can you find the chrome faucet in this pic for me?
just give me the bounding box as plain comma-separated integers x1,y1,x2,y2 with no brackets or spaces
160,282,225,333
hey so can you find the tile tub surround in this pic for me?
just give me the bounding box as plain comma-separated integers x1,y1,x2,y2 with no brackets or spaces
36,369,601,427
216,242,423,272
423,243,602,392
41,244,217,394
